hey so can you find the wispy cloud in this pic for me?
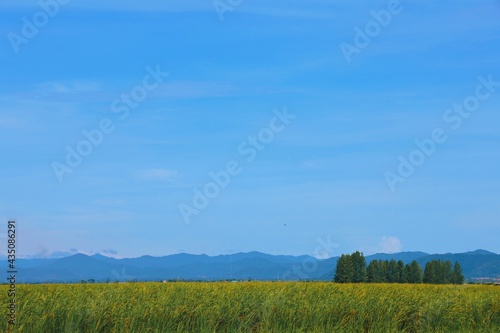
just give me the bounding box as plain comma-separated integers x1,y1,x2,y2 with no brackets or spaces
240,5,339,20
141,168,179,181
155,81,237,99
0,0,212,12
0,116,25,129
22,247,80,259
102,248,118,255
95,199,126,207
36,80,101,95
378,236,403,254
2,79,235,103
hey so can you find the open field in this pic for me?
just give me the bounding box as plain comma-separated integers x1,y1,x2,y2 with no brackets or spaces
1,282,499,332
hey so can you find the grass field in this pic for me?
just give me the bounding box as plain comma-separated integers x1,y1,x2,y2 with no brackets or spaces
1,282,499,332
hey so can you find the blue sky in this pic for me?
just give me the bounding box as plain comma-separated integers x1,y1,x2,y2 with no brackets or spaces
1,0,499,259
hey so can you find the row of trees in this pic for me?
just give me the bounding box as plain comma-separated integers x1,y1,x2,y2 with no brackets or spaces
366,259,423,283
423,259,465,284
334,251,464,284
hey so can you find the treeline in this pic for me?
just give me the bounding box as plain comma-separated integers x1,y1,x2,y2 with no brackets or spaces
334,251,465,284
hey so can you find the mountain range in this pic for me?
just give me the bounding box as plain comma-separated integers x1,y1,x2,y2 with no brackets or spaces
5,249,499,283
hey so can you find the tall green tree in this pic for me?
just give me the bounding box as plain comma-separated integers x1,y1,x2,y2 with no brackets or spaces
396,260,405,283
451,262,465,284
405,260,423,284
387,259,399,283
380,260,389,282
351,251,367,283
424,260,454,284
423,260,437,284
440,260,453,284
367,260,376,282
367,260,389,283
334,254,354,283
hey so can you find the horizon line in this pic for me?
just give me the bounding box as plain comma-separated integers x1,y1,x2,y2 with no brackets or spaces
5,248,497,261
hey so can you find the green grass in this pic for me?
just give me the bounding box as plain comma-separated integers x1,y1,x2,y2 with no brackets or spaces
1,282,498,332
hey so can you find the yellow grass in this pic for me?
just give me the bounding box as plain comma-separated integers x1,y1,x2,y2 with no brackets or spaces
1,282,498,332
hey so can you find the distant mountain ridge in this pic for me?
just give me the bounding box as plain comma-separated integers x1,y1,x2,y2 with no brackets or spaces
6,249,499,283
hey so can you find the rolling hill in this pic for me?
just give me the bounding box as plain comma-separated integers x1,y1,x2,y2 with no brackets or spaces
7,249,499,283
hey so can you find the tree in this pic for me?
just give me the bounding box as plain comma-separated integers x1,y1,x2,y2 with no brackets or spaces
334,254,354,283
367,260,388,283
379,260,388,282
423,260,437,284
396,260,405,283
439,260,453,284
334,251,366,283
424,260,454,284
351,251,367,283
366,260,378,283
387,259,399,283
367,260,378,283
405,260,423,284
451,262,465,284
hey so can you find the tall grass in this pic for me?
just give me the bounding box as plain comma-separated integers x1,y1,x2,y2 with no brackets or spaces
1,282,498,332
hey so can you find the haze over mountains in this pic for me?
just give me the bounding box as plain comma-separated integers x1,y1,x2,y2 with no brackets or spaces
7,250,500,283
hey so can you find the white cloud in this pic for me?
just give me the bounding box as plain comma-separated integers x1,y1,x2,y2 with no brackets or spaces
378,236,403,254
